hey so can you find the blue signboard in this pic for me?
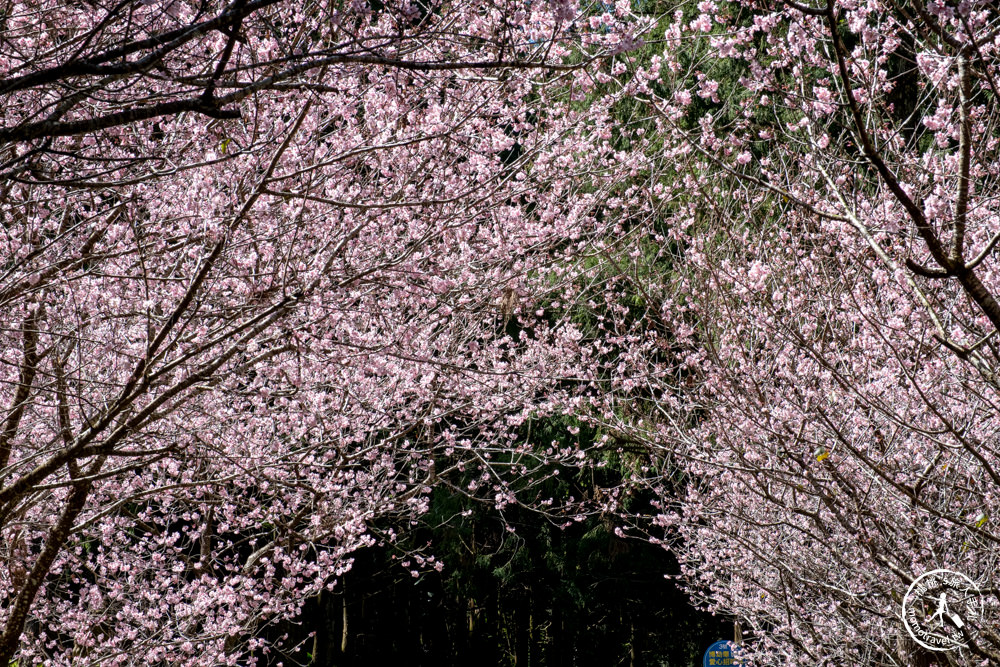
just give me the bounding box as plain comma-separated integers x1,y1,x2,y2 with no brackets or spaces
703,640,742,667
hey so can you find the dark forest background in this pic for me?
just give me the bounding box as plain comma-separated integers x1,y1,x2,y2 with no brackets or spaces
266,445,732,667
302,511,731,667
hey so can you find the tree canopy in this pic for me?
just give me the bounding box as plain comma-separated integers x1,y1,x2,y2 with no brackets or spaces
3,0,1000,665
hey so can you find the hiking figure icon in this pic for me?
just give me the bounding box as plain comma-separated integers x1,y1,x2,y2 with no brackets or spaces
928,591,964,629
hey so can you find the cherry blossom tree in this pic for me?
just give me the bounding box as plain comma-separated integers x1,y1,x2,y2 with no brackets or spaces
589,0,1000,664
0,0,652,664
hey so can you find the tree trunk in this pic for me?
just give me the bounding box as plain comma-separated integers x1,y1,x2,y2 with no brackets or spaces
341,591,348,655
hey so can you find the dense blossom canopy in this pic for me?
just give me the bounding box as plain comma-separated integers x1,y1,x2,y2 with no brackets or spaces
0,0,650,663
8,0,1000,664
595,0,1000,664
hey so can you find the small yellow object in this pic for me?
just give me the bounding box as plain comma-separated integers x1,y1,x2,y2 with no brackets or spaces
976,513,988,528
816,450,830,462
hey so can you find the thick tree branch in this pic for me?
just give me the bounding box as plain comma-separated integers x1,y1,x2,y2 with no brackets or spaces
0,309,40,472
0,0,283,95
953,51,973,264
